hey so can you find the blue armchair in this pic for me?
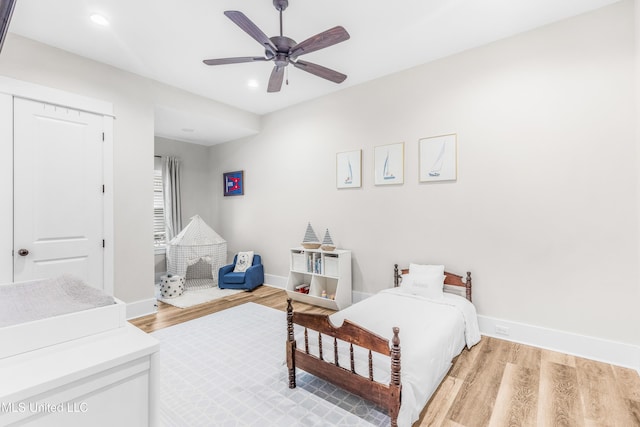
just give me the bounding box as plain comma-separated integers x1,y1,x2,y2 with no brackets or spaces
218,253,264,291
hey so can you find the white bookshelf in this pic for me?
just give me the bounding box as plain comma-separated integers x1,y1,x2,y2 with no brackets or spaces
286,247,352,310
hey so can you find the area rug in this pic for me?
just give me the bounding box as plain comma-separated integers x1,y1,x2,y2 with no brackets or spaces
156,285,242,309
151,302,388,426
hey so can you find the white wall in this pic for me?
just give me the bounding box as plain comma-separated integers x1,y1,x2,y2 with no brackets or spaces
635,0,640,366
155,137,215,226
211,1,639,348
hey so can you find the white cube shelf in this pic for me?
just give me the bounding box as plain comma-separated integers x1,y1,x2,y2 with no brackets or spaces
286,247,351,310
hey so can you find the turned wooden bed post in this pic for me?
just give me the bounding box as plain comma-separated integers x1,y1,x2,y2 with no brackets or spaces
389,326,401,427
393,264,400,287
286,298,296,388
466,272,472,302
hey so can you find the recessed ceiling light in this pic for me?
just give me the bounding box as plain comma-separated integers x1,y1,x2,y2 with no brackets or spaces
181,128,195,133
90,14,109,26
247,79,259,89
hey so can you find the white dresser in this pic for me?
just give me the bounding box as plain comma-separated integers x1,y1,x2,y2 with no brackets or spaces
0,301,159,426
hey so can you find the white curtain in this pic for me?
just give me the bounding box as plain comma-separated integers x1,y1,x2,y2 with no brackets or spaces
162,156,182,242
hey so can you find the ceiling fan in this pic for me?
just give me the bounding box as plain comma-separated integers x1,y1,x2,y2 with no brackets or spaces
203,0,350,93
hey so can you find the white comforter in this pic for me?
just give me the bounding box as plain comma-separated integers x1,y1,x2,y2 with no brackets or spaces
294,287,480,427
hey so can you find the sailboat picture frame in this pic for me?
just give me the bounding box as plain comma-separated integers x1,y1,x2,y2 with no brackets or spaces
374,142,404,185
336,150,362,189
419,134,457,182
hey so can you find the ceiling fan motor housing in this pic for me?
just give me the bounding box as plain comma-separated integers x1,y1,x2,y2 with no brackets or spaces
269,36,296,66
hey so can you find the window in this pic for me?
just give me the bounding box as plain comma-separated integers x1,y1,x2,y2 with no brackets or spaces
154,157,166,247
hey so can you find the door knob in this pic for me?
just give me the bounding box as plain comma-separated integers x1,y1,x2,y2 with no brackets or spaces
17,249,29,256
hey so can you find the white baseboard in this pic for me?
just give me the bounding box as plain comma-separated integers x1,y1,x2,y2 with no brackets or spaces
126,297,157,320
478,315,640,371
264,274,287,289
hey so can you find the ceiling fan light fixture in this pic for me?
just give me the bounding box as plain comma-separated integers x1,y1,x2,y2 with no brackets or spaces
89,13,109,27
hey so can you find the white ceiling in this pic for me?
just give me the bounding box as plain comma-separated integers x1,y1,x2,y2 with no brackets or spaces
8,0,621,145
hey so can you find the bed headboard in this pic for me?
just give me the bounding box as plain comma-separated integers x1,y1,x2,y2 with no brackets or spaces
393,264,472,302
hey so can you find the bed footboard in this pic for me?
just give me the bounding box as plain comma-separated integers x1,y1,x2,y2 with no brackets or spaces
286,299,401,427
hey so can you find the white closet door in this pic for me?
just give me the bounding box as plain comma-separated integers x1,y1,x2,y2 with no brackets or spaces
0,93,12,284
13,98,104,289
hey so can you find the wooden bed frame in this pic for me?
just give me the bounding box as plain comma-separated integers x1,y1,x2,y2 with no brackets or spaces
286,264,472,427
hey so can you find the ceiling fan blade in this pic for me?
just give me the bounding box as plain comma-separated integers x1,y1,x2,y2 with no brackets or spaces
290,26,350,59
293,60,347,84
203,57,268,66
267,66,285,93
224,10,277,55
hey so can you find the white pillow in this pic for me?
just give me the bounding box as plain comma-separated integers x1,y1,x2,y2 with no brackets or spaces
401,273,445,299
409,263,445,276
400,273,414,287
414,274,445,299
233,251,254,273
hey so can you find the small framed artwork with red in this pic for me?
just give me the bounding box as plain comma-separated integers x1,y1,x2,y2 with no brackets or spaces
223,170,244,196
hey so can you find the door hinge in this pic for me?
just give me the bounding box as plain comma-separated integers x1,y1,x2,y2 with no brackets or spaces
102,239,105,248
102,132,105,141
102,185,105,193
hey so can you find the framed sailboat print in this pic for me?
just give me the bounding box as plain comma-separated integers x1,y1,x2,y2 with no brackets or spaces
336,150,361,189
419,134,457,182
374,143,404,185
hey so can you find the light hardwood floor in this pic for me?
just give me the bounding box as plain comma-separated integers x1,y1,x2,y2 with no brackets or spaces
130,285,640,427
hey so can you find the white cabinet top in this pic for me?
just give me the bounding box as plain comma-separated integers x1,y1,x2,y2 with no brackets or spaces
291,247,351,255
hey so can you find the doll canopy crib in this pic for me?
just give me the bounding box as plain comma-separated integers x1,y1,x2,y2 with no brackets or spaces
166,215,227,286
